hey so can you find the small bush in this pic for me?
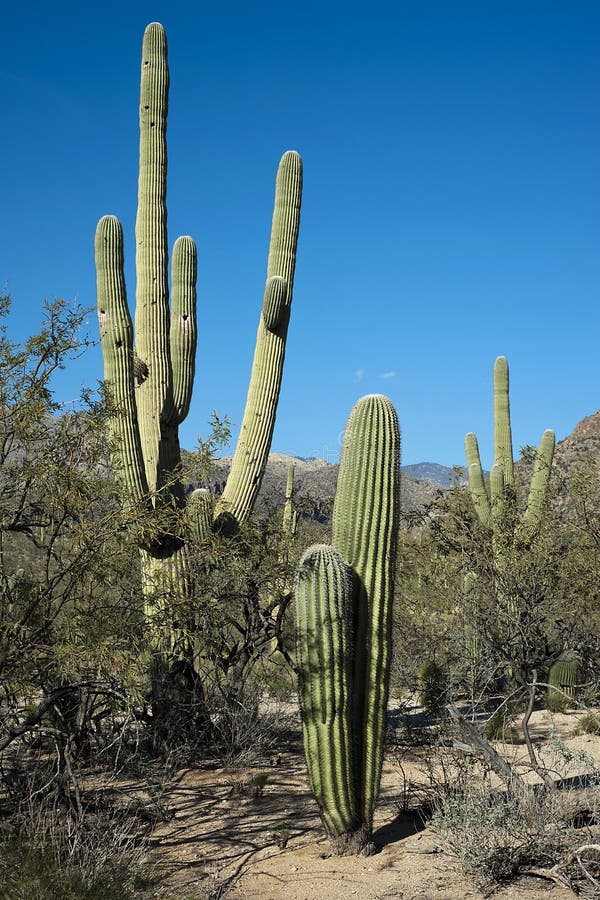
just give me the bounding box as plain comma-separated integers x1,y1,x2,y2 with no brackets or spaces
575,712,600,735
206,688,290,768
546,690,570,713
0,803,160,899
418,660,448,715
226,772,270,799
484,699,522,741
432,781,569,887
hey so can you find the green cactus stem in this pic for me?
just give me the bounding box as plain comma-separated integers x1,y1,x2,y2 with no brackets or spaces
282,462,296,535
465,356,555,546
463,570,480,680
332,394,400,834
96,24,196,536
295,395,400,853
188,488,214,545
547,655,578,711
214,152,303,528
295,545,358,842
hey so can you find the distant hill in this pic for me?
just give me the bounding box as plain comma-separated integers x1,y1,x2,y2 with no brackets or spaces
195,453,444,522
554,409,600,468
401,462,469,488
186,409,600,524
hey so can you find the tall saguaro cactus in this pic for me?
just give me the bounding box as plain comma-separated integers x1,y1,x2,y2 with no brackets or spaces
95,23,196,623
95,23,302,640
295,395,400,854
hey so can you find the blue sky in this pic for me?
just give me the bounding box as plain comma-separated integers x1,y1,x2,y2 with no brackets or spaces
2,1,599,467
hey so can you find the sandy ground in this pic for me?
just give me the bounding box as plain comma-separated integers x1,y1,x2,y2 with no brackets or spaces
146,706,600,900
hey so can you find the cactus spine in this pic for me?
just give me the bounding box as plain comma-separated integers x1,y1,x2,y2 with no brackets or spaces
295,395,400,853
95,24,302,641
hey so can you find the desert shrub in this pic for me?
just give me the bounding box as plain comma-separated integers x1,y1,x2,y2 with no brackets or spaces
430,730,600,891
418,660,448,715
483,697,524,741
204,687,292,769
575,712,600,735
432,780,572,887
0,798,160,899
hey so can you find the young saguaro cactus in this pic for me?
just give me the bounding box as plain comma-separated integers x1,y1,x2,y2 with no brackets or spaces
282,462,297,535
295,395,401,854
295,545,357,840
95,24,302,626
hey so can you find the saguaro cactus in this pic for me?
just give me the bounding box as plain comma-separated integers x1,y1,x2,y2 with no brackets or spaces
282,462,297,535
464,356,555,640
95,24,302,636
295,545,357,839
465,357,555,545
547,654,579,710
95,23,196,626
295,395,400,853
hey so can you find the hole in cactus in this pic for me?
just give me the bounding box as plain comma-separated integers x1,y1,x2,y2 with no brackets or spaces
100,309,105,315
115,339,122,348
143,60,150,67
144,105,149,110
182,314,189,321
150,122,155,127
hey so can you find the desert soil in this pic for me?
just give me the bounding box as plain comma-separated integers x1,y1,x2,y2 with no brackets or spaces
148,705,600,900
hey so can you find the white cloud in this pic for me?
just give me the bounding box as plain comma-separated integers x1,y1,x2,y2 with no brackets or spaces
354,368,365,381
379,370,396,380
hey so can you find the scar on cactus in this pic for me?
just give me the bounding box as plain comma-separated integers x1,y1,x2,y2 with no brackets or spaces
295,394,400,855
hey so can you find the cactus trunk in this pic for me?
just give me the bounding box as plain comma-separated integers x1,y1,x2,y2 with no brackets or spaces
295,395,400,853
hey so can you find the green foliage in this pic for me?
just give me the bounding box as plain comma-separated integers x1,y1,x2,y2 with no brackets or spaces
432,780,570,887
483,699,523,742
418,660,448,715
0,297,152,751
575,712,600,735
